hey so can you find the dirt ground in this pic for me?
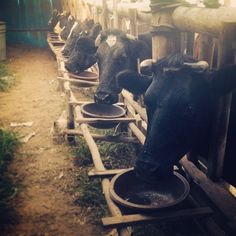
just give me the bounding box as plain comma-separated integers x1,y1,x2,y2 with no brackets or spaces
0,46,101,236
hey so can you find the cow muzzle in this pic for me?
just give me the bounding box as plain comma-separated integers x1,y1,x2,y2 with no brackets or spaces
94,92,118,104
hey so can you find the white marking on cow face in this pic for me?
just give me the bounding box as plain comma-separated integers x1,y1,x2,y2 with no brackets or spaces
67,22,78,39
106,35,117,47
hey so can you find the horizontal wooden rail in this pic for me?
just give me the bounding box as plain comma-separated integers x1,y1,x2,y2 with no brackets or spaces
102,207,213,228
58,76,99,86
64,129,139,144
77,117,136,124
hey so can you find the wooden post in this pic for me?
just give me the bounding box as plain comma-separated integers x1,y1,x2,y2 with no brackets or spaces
207,22,236,181
129,7,137,37
113,0,120,29
102,0,108,30
195,34,215,66
151,7,178,61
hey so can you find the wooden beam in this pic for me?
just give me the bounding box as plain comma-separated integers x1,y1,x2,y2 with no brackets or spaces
64,129,139,144
180,156,236,225
172,6,236,37
57,76,99,86
76,117,136,124
122,90,147,122
88,168,130,177
207,22,236,180
102,207,213,228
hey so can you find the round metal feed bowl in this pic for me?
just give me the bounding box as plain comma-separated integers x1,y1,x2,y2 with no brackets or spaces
81,103,126,129
69,71,98,88
110,169,190,212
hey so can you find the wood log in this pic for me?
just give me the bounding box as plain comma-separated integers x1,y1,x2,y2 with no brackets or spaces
88,168,130,177
128,123,145,145
207,22,236,181
74,105,105,171
77,117,136,124
102,207,213,228
172,6,236,37
64,129,139,144
101,179,132,236
57,76,99,86
122,90,147,122
180,156,236,225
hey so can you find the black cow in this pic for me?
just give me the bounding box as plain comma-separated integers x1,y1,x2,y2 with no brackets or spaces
94,29,152,104
48,9,60,32
72,29,151,103
64,23,102,74
61,19,95,57
116,54,236,183
58,11,70,29
48,10,70,33
60,15,76,41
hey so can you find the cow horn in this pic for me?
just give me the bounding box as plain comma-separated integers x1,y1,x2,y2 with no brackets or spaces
140,59,153,75
184,61,209,70
95,34,102,47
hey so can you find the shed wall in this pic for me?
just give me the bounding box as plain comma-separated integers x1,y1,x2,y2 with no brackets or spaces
0,0,62,47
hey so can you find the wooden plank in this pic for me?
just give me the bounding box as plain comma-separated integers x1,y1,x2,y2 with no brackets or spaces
57,76,99,86
64,129,139,143
77,117,136,124
88,168,131,177
180,156,236,225
172,6,236,37
102,207,213,228
122,90,147,122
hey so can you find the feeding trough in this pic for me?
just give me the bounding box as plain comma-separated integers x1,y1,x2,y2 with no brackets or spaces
51,41,65,47
80,102,126,129
110,169,190,212
69,71,98,88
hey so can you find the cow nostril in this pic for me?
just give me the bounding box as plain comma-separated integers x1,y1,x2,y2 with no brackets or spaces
103,94,110,103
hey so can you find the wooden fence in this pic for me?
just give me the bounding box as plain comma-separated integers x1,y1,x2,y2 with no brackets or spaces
56,0,236,232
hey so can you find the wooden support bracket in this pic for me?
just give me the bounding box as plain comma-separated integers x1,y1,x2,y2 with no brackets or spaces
88,168,132,177
102,207,213,228
76,117,136,124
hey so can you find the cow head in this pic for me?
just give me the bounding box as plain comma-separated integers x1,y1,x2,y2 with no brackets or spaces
64,23,102,74
62,19,94,57
93,29,149,104
48,9,60,32
116,54,236,183
60,15,76,41
58,11,70,29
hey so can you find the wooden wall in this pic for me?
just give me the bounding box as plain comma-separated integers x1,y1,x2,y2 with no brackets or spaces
60,0,91,21
0,0,62,47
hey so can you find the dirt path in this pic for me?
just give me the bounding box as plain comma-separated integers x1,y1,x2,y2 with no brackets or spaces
0,46,100,236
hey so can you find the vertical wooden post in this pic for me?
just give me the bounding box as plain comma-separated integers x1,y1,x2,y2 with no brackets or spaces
113,0,120,29
150,7,179,61
129,7,137,37
94,6,99,23
196,34,215,67
102,0,108,30
207,22,236,181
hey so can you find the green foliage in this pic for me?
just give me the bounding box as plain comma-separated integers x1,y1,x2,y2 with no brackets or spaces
73,136,93,167
0,129,19,172
74,172,108,223
72,131,137,225
0,128,19,231
0,63,14,91
98,139,136,169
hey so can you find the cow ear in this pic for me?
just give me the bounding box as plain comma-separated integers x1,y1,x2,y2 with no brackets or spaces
128,39,147,59
116,70,152,95
76,37,97,55
210,65,236,95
